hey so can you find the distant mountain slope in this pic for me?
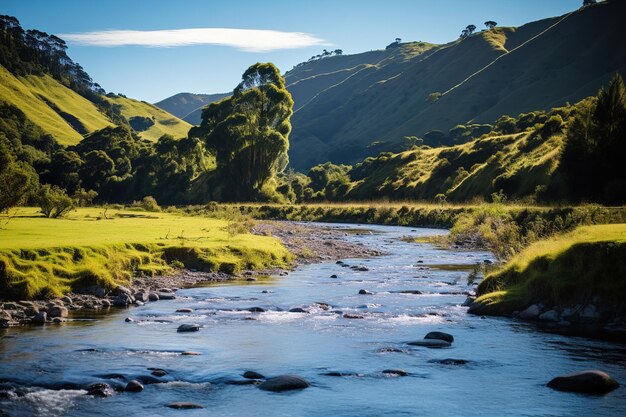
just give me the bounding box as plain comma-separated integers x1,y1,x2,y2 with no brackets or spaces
155,92,229,125
0,64,112,145
107,96,192,141
285,0,626,170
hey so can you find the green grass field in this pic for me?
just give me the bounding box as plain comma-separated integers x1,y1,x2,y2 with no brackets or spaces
0,208,292,300
473,224,626,314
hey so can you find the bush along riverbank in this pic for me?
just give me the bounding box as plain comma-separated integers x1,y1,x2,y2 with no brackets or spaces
468,224,626,341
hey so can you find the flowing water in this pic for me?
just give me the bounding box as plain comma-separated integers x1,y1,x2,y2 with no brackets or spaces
1,223,625,416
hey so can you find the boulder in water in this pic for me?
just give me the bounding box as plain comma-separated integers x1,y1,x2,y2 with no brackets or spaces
424,331,454,343
517,304,543,320
258,375,310,392
167,402,204,409
177,324,200,332
547,370,620,394
382,369,408,376
248,307,266,313
124,380,144,392
86,382,114,397
48,306,68,318
243,370,265,380
358,289,373,295
32,311,47,324
407,339,451,348
429,358,469,365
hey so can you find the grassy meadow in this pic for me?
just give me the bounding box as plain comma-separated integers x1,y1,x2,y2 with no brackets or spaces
0,207,292,300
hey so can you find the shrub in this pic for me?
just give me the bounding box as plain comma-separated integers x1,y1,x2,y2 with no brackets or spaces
138,196,161,212
37,184,75,218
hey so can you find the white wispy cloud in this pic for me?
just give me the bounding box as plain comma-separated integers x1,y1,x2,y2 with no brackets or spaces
59,28,326,52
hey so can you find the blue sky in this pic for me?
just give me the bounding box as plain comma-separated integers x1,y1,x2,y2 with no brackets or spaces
4,0,582,102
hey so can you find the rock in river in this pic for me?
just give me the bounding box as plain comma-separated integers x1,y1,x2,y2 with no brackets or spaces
517,304,543,320
167,402,204,409
86,383,114,397
547,370,620,394
358,289,373,295
177,324,200,332
125,380,144,392
407,339,451,348
258,375,310,392
48,306,68,318
243,371,265,380
32,311,47,324
382,369,408,376
424,331,454,343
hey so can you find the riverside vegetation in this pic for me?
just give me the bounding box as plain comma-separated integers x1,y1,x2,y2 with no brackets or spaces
0,6,625,331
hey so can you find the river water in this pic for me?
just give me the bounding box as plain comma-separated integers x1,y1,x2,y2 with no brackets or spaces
1,223,625,417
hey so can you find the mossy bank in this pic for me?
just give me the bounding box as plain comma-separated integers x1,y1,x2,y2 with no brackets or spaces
0,208,292,300
468,224,626,338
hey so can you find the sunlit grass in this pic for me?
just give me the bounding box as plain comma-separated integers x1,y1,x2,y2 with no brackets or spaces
0,208,292,299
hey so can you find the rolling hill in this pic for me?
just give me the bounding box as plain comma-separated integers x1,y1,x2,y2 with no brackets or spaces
155,92,229,125
283,0,626,170
0,64,112,145
106,95,192,141
0,62,192,144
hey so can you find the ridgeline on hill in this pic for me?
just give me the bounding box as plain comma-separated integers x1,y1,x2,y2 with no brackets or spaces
156,0,625,171
1,3,625,211
284,0,626,170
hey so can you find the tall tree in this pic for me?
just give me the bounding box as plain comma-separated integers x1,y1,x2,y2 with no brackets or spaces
192,62,293,201
559,74,626,204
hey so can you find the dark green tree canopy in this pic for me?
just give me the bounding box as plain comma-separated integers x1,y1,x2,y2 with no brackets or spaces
193,62,294,201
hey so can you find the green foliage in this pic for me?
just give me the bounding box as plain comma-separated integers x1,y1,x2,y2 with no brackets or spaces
72,188,98,207
192,63,294,201
37,184,74,218
559,74,626,204
129,115,155,132
0,134,38,212
306,162,352,200
134,196,161,212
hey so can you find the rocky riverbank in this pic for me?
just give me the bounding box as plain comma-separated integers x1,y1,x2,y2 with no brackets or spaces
467,299,626,342
0,221,382,327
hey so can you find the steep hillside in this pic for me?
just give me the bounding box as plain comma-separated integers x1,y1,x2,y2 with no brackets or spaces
285,0,626,170
0,64,112,145
155,92,229,125
0,16,191,146
106,96,192,141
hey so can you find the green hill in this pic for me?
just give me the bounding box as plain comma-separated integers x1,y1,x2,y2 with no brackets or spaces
155,92,229,125
284,0,626,170
0,64,111,145
107,95,192,141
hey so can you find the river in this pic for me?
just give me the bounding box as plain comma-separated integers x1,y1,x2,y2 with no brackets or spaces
1,223,625,416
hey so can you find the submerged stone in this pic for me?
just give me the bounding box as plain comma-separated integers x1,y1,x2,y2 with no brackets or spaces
258,375,310,392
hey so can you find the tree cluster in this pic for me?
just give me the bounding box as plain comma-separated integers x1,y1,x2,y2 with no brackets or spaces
558,74,626,204
190,63,293,201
